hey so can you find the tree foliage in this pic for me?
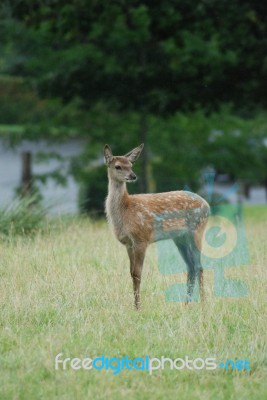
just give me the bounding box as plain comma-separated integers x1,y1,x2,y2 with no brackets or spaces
2,0,267,114
0,0,267,211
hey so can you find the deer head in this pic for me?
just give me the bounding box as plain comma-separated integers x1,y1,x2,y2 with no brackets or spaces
104,144,144,183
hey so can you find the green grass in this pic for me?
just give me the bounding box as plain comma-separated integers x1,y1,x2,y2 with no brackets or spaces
244,204,267,222
0,207,266,399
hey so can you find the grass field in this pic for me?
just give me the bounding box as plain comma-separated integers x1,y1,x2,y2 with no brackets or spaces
0,206,266,399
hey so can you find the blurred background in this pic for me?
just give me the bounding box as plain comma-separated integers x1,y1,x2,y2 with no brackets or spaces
0,0,267,217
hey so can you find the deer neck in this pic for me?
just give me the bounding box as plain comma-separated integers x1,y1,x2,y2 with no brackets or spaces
106,176,129,227
108,179,127,203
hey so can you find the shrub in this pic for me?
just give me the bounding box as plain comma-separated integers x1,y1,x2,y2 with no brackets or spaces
78,165,107,217
0,195,46,238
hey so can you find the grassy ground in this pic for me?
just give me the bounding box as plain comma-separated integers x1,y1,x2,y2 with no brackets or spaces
0,207,266,399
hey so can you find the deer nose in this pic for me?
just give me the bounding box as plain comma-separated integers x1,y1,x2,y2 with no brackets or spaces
130,173,137,181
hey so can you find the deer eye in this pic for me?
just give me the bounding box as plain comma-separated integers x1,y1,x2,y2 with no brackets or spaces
115,165,122,170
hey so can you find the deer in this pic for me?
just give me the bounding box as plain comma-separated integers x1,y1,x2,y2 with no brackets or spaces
104,143,210,309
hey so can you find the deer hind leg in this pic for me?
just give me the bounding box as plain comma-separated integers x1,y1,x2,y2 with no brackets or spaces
193,219,208,303
173,234,203,303
127,242,147,310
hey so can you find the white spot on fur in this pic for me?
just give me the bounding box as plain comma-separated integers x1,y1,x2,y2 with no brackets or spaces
137,211,145,225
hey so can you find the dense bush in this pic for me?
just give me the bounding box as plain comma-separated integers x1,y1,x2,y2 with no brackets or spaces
78,165,107,217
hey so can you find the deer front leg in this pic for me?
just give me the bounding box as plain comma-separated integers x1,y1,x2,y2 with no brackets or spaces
127,243,147,310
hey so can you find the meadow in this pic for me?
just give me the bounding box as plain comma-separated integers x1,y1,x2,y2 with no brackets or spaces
0,206,266,399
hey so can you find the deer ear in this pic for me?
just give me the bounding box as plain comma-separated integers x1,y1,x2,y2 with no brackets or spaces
124,143,144,163
104,144,113,165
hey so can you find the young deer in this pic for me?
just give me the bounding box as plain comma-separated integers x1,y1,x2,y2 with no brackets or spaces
104,143,210,309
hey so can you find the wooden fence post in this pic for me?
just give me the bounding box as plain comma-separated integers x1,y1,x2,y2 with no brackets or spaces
21,151,33,196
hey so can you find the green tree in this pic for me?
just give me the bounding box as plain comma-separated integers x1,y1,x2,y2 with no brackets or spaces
1,0,267,209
